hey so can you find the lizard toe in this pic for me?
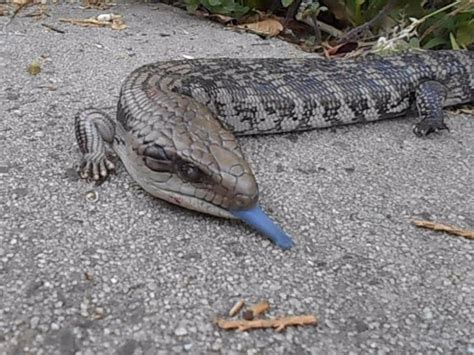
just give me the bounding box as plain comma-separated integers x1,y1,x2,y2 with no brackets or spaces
413,119,449,137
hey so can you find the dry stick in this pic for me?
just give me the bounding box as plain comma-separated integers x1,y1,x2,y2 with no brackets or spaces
288,0,343,39
228,299,245,317
412,220,474,240
298,17,343,38
283,0,302,27
216,315,317,332
338,0,398,43
59,18,109,27
310,13,322,45
41,23,65,34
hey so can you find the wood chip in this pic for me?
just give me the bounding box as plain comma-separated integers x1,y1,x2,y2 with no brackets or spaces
248,300,270,318
228,299,245,317
412,220,474,240
216,315,317,332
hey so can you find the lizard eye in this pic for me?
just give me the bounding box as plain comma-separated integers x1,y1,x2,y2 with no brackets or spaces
177,162,202,182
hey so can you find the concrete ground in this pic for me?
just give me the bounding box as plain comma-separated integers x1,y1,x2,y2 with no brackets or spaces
1,3,473,354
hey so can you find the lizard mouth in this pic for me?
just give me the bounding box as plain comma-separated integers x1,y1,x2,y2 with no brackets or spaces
150,188,235,219
143,186,294,249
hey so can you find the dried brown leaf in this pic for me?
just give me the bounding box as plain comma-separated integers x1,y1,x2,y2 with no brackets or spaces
237,19,283,38
13,0,32,5
324,42,358,57
26,60,41,75
83,0,115,10
248,300,270,318
111,16,127,30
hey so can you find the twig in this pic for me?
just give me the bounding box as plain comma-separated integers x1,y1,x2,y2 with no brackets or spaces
228,299,245,317
298,17,343,38
412,220,474,240
2,0,34,33
283,0,302,27
59,17,110,27
41,23,65,34
338,0,398,43
310,13,321,45
216,315,317,332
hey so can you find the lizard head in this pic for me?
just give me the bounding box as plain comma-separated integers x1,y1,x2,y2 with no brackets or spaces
119,99,293,249
130,110,259,219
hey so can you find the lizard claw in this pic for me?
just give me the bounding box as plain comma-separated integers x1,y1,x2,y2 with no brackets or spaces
77,153,115,181
413,119,449,137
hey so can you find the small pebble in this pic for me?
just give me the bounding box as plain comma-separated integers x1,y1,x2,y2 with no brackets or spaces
174,327,187,336
242,310,254,321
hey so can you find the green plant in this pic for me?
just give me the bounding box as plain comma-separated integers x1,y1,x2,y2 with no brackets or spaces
418,0,473,49
323,0,473,50
184,0,473,50
185,0,250,17
372,0,473,53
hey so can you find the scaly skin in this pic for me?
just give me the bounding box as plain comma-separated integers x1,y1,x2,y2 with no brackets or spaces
75,50,473,248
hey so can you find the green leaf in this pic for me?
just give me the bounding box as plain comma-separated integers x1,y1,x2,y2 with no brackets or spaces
208,0,222,6
408,37,420,48
281,0,293,8
449,32,461,50
456,23,474,47
422,37,448,49
184,0,200,12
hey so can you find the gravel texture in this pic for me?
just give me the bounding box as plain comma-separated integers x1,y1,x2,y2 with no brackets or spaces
1,3,473,354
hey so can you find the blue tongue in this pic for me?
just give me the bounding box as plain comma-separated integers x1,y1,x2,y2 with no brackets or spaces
230,205,294,250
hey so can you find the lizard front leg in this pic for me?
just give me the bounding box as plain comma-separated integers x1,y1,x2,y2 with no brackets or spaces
413,80,449,137
74,108,116,180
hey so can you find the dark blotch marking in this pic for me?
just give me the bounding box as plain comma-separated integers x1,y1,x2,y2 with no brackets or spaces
322,101,342,124
349,97,370,122
144,144,170,161
143,144,174,172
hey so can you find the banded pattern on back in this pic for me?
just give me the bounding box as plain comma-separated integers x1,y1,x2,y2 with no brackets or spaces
130,50,472,136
